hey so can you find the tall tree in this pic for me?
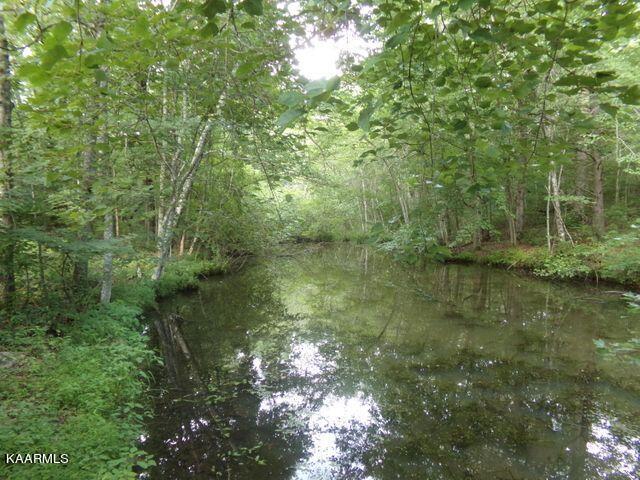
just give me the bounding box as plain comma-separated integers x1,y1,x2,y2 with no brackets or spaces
0,13,15,308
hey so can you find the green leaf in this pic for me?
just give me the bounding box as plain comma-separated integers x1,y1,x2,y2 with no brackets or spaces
51,21,72,42
199,21,219,37
452,118,468,130
84,53,103,69
510,20,535,34
14,12,37,33
133,15,150,36
358,105,375,131
389,11,411,31
41,45,70,70
96,33,115,51
555,74,596,88
599,103,618,117
201,0,227,18
619,85,640,105
474,76,492,88
594,71,617,86
304,77,340,97
17,62,48,86
345,121,358,131
469,27,493,43
241,0,263,16
94,69,108,83
236,61,257,77
278,91,304,107
277,108,304,128
385,30,409,49
458,0,477,11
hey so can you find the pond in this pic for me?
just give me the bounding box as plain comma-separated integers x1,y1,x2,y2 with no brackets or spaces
141,244,639,479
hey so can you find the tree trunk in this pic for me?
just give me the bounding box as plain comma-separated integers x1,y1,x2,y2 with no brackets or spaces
614,118,621,205
549,165,573,245
95,29,112,302
0,14,16,307
361,178,368,232
187,236,198,256
515,181,525,236
549,167,566,242
100,213,114,304
178,232,186,256
381,157,409,224
592,151,605,239
546,173,552,252
152,119,213,281
73,139,95,286
574,151,588,222
506,182,517,246
157,70,168,238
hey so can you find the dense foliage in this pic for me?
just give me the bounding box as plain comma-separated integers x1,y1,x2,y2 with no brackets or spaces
1,0,639,477
279,1,640,276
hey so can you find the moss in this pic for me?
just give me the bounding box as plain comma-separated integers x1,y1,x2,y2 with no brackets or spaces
0,254,228,479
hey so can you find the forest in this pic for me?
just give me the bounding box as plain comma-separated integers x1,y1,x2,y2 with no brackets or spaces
1,0,639,479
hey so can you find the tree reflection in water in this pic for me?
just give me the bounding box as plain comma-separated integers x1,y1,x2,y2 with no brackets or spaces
142,244,639,480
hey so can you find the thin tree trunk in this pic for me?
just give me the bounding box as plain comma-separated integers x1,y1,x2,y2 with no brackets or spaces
549,164,571,243
100,213,114,304
94,5,113,304
592,151,605,239
515,180,525,236
381,157,409,224
614,118,621,205
157,70,168,238
506,181,517,246
0,14,16,307
178,232,186,256
73,138,95,286
187,236,198,256
361,178,368,231
550,168,565,242
574,151,588,222
152,118,213,281
546,173,552,252
37,243,46,293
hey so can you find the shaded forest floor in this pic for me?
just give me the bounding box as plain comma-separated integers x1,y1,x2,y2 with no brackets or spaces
0,257,228,480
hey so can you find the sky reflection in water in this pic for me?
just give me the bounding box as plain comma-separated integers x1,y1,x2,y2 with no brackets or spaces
143,244,640,480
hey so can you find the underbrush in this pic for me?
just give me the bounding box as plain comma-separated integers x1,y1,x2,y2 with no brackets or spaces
376,223,452,264
0,255,228,479
450,233,640,288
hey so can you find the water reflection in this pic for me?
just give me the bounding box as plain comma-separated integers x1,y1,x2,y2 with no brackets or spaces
292,393,382,480
143,244,640,479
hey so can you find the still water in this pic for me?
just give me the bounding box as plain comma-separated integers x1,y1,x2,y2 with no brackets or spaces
142,244,639,479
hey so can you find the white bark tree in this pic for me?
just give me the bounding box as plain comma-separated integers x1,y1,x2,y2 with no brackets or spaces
152,118,214,281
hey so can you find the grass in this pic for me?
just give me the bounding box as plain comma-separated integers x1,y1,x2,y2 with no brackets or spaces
0,255,228,479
